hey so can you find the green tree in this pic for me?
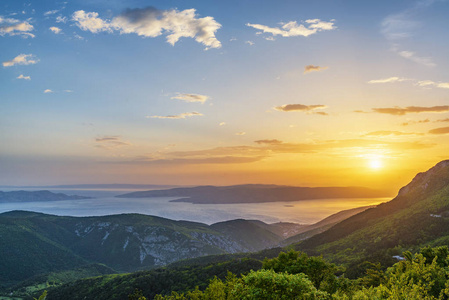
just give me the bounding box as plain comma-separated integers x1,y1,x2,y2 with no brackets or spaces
262,250,342,293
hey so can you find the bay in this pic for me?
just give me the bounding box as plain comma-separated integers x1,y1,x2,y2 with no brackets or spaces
0,188,389,225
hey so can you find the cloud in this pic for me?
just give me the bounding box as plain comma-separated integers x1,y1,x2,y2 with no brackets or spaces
236,132,246,136
398,50,435,67
368,77,410,84
44,89,53,93
314,112,329,116
380,1,437,67
121,156,265,165
247,18,336,38
64,90,73,93
401,119,430,126
368,77,449,89
171,93,209,103
95,136,131,149
17,74,30,80
147,112,203,119
428,127,449,135
381,12,417,40
416,80,449,89
2,54,39,67
254,139,283,145
274,104,327,113
44,10,59,16
119,138,432,165
49,26,62,34
0,16,34,38
245,40,254,46
72,7,222,49
72,10,112,33
219,122,226,126
56,16,68,23
363,130,421,137
436,118,449,123
304,65,328,74
372,106,449,115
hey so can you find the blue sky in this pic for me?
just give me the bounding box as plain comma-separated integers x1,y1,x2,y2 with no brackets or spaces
1,0,449,189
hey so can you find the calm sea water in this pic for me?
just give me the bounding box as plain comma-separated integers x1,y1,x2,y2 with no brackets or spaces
0,188,389,225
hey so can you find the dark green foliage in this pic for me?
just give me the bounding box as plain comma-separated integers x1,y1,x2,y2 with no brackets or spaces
46,258,262,300
5,264,115,299
262,250,343,293
33,290,47,300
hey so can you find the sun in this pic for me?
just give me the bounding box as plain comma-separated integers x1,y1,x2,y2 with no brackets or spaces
369,158,383,170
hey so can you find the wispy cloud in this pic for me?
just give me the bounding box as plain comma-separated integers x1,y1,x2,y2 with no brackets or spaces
72,7,222,49
304,65,328,74
0,16,34,38
44,89,53,93
368,77,449,89
147,112,203,119
236,132,246,136
49,26,62,34
398,50,435,67
2,54,39,67
416,80,449,89
363,130,422,137
17,74,30,80
95,136,131,149
56,16,67,23
428,127,449,135
436,118,449,123
118,138,432,165
219,122,226,126
380,1,437,67
171,93,209,103
247,18,336,38
368,77,410,84
372,106,449,115
401,119,430,126
44,10,59,16
274,104,327,114
254,139,283,145
245,40,254,46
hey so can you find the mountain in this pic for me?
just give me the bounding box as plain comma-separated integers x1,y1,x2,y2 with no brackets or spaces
282,205,375,246
0,190,91,203
12,160,449,299
116,184,388,204
294,160,449,272
0,184,178,189
0,211,291,288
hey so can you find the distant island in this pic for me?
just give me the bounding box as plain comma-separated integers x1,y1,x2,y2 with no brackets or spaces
116,184,390,204
0,190,92,203
0,184,178,189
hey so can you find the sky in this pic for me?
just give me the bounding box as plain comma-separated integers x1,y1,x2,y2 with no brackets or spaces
1,0,449,192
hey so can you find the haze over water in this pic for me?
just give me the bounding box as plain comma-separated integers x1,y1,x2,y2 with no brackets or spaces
0,188,388,224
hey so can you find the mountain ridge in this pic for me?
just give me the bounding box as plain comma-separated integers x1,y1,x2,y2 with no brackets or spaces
116,184,388,204
0,190,92,203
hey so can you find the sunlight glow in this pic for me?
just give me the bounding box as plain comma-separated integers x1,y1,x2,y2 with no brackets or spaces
369,158,383,170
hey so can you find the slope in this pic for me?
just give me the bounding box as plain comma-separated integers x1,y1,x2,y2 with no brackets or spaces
295,160,449,270
0,211,286,287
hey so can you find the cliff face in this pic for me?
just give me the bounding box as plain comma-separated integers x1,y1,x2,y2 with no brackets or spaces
397,160,449,198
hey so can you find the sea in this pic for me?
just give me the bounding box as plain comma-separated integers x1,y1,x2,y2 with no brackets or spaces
0,188,389,225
